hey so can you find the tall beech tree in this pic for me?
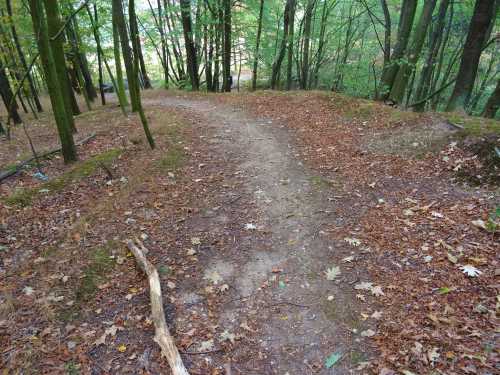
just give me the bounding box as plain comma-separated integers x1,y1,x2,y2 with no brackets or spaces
113,0,140,112
129,0,156,149
28,0,77,162
180,0,200,90
222,0,232,92
44,0,79,132
446,0,497,112
377,0,417,100
251,0,264,91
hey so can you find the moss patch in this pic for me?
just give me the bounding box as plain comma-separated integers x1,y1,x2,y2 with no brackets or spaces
158,146,185,171
3,149,122,207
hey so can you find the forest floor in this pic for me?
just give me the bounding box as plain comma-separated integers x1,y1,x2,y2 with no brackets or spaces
0,90,499,375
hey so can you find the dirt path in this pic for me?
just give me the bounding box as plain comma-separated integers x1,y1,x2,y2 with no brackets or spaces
145,95,373,374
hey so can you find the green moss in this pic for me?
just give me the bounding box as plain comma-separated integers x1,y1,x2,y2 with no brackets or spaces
76,248,114,303
158,146,185,171
444,114,500,137
321,300,362,329
3,149,122,207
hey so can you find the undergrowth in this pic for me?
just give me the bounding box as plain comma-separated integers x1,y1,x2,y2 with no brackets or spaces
4,149,122,207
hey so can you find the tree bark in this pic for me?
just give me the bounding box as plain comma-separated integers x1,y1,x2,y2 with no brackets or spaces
113,0,140,112
300,0,316,90
446,0,497,112
482,78,500,118
29,0,77,163
252,0,265,91
413,0,450,111
0,65,22,124
388,0,438,105
44,0,78,132
129,0,156,149
377,0,417,100
222,0,231,92
286,0,296,90
180,0,200,90
6,0,43,113
271,0,293,89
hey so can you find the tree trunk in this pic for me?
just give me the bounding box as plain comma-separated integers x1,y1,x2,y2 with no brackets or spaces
6,0,43,113
129,0,156,149
380,0,391,68
252,0,265,91
300,0,316,90
286,0,296,90
413,0,450,111
112,20,129,108
0,65,22,124
113,0,140,112
482,78,500,118
29,0,77,163
222,0,231,92
377,0,417,100
446,0,497,112
157,0,169,88
180,0,200,90
388,0,438,105
271,0,293,89
44,0,78,133
92,4,106,105
134,17,153,90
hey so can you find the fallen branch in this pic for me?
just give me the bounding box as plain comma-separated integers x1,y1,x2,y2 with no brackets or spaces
126,239,190,375
0,133,96,183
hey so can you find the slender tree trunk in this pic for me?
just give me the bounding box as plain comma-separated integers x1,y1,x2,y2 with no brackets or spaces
129,0,155,149
66,15,97,102
468,57,496,114
388,0,438,105
222,0,231,92
6,0,42,113
113,0,140,112
413,0,450,111
271,0,292,89
180,0,200,90
377,0,417,100
112,20,129,108
0,65,21,124
91,4,106,105
300,0,316,90
157,0,169,88
286,0,296,90
135,21,153,90
29,0,77,162
44,0,78,133
380,0,391,68
446,0,497,112
482,78,500,118
252,0,265,91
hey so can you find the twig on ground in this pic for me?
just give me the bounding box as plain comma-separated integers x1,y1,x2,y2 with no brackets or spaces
0,133,96,183
126,239,190,375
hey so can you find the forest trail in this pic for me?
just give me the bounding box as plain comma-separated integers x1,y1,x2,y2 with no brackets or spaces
144,95,372,373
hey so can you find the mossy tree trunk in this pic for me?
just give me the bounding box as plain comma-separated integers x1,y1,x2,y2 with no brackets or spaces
377,0,417,100
6,0,43,113
44,0,79,132
129,0,156,149
446,0,497,112
28,0,77,163
112,21,129,109
388,0,438,105
0,65,22,124
482,78,500,118
113,0,140,112
180,0,200,90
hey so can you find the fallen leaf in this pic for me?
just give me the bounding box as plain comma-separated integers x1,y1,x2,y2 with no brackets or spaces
325,266,341,281
117,344,127,353
360,329,376,337
459,264,482,277
325,351,343,368
344,237,361,247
